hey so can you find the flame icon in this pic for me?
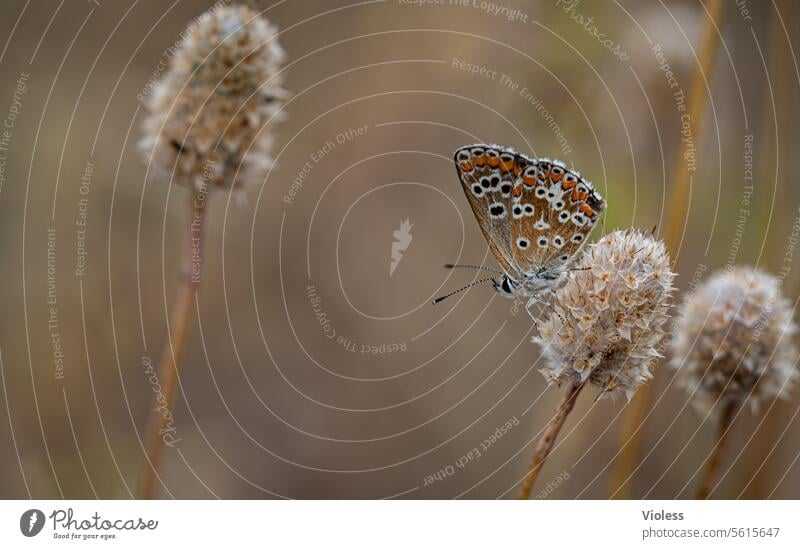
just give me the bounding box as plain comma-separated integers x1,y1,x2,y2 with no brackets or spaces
390,218,413,277
19,509,45,537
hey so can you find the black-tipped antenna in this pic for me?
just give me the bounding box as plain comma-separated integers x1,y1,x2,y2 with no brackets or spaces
444,263,503,275
433,277,494,304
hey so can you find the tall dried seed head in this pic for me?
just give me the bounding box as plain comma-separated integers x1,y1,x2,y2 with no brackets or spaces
534,229,676,400
140,4,286,191
670,266,798,411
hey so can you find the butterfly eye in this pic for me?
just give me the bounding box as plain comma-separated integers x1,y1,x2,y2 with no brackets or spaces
457,150,470,161
523,204,534,216
471,147,484,156
512,205,523,218
558,211,570,222
553,200,565,210
490,175,500,187
500,183,512,196
480,177,491,189
535,187,547,198
537,237,549,248
552,166,564,175
571,233,584,243
572,213,586,226
516,237,529,249
471,184,484,197
552,236,564,248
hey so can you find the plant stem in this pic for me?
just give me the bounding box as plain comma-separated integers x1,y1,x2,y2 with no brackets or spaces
517,379,585,500
663,0,725,252
610,0,725,499
138,189,207,500
696,399,738,499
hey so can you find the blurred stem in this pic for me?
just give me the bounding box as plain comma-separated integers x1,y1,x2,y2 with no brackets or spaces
696,399,738,499
517,379,585,500
663,0,724,252
138,189,207,500
610,0,725,499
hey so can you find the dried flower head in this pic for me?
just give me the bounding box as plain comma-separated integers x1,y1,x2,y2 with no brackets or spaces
534,229,676,399
140,4,286,191
670,266,798,411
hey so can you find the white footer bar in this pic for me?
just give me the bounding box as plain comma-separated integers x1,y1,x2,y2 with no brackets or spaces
1,500,797,548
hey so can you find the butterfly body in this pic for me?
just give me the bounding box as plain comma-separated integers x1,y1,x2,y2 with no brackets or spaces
451,144,606,312
492,269,562,300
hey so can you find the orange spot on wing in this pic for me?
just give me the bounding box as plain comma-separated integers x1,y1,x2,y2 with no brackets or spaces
487,156,500,167
580,203,594,217
513,164,523,176
561,180,577,190
500,159,514,172
523,175,536,187
459,161,473,171
550,171,564,182
572,190,588,202
474,155,486,166
512,184,524,197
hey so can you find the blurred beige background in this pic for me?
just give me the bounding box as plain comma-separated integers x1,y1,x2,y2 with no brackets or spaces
0,0,798,499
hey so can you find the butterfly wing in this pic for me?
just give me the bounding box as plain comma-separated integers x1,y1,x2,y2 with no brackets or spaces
455,144,606,279
454,145,529,276
508,158,606,275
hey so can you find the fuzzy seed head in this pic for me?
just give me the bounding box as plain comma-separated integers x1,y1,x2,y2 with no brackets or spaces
670,267,798,411
534,229,676,400
140,4,286,191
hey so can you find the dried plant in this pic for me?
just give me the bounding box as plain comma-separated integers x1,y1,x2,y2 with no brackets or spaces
518,229,675,499
140,4,286,191
670,266,798,498
138,4,286,500
535,230,676,399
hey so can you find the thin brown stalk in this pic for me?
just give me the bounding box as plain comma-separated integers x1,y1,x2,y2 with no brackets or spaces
696,399,738,499
517,379,585,500
610,0,725,499
138,189,207,500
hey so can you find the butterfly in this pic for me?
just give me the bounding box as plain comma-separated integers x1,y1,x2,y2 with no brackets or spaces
435,144,606,317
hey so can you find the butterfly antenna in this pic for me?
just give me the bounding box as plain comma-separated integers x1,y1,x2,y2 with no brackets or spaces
433,277,494,305
444,263,504,275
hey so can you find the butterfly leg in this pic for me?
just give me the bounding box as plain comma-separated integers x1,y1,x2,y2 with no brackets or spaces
525,292,564,324
524,297,538,323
